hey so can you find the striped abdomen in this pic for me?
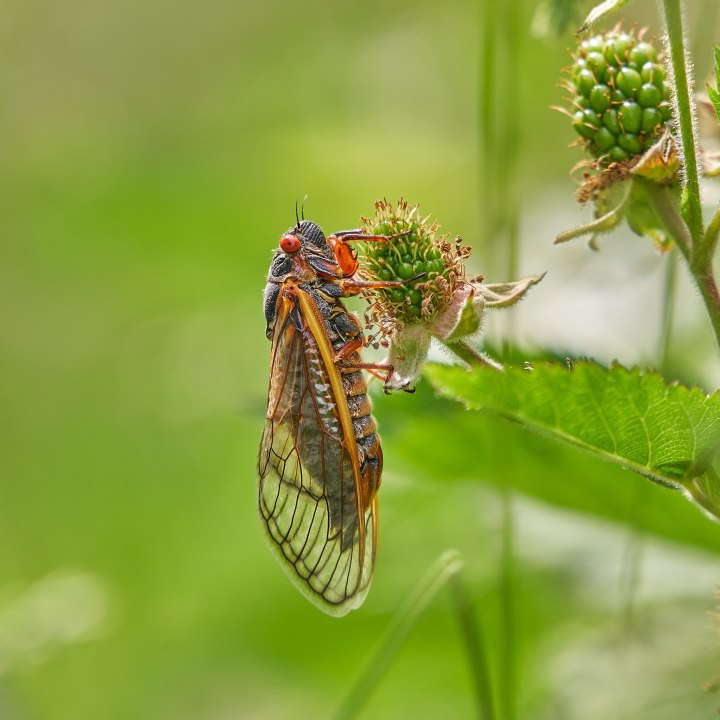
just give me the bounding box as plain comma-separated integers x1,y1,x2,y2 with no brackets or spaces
342,352,383,507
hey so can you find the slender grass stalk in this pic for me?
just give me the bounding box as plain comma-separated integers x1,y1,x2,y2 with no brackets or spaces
448,572,497,720
498,490,516,720
619,523,645,636
658,248,678,368
660,0,703,246
496,4,522,717
332,551,474,720
691,0,719,79
498,0,521,286
479,0,498,262
478,4,525,717
619,487,646,640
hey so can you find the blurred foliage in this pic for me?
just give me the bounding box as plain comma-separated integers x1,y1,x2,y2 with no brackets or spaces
2,0,720,719
532,0,584,38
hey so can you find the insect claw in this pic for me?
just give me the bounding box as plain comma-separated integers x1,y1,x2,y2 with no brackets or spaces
405,272,426,284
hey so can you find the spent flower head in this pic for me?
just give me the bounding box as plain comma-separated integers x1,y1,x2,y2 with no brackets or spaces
359,198,471,334
358,199,543,391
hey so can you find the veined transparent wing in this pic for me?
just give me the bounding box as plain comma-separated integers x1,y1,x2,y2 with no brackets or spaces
257,284,377,616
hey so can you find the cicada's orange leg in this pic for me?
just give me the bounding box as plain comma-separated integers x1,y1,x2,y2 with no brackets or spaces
339,278,408,296
332,336,405,393
327,229,412,276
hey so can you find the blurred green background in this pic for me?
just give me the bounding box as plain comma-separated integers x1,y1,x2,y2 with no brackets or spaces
3,0,720,718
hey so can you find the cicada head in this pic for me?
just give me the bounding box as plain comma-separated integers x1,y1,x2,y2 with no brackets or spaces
295,220,332,257
264,219,337,339
277,220,331,256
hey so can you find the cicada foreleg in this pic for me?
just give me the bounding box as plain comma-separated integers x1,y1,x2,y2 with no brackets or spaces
327,228,413,277
339,278,408,295
332,335,405,393
330,273,423,391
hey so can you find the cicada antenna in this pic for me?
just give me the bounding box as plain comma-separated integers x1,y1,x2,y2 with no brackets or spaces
301,194,308,221
295,200,300,229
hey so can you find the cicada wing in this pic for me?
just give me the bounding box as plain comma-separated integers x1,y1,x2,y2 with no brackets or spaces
257,292,375,615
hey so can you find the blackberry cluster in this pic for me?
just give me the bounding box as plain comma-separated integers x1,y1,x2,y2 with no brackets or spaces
569,30,672,164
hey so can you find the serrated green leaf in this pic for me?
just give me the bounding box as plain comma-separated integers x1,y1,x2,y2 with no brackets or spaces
423,360,720,520
708,85,720,122
374,383,720,555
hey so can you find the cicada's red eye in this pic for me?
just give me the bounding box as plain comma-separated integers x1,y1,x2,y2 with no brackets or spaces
280,234,301,254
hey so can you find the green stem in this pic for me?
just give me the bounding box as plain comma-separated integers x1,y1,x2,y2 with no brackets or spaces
644,182,720,350
495,5,521,716
619,483,647,639
498,490,516,720
693,268,720,349
446,339,504,370
448,572,496,720
658,248,678,368
499,0,521,284
660,0,704,245
643,181,690,259
691,0,719,80
479,0,498,260
332,551,465,720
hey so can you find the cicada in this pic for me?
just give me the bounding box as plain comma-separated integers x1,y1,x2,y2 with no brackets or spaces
258,218,409,616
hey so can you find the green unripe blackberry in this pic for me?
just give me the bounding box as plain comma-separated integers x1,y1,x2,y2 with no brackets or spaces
359,199,470,329
566,29,671,165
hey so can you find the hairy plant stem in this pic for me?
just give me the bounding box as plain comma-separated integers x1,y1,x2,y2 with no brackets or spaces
642,182,691,260
658,0,720,353
658,248,678,368
446,340,503,371
694,269,720,348
479,3,522,715
645,181,720,350
660,0,703,244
